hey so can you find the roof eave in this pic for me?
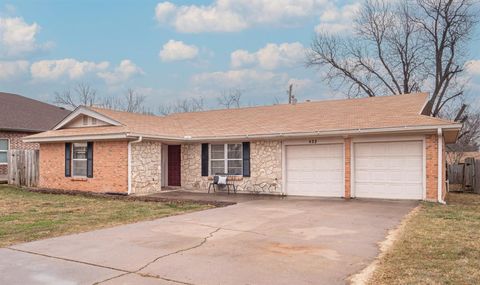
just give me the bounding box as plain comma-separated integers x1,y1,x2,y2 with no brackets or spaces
129,124,463,142
52,106,123,130
23,133,129,143
23,124,462,143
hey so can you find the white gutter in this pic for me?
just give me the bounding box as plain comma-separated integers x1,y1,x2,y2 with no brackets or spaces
125,124,462,143
437,128,446,204
23,133,128,143
23,124,462,144
127,136,143,195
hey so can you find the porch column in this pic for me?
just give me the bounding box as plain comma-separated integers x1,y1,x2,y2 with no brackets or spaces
344,137,352,199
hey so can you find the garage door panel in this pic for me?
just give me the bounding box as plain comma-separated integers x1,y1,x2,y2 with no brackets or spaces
354,141,423,200
287,169,343,182
286,144,344,197
287,157,343,170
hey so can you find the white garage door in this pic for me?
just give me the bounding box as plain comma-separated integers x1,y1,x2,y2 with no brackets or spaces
286,144,344,197
354,141,423,200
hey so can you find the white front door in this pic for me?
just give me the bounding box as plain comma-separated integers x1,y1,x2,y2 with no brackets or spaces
353,141,423,200
286,144,344,197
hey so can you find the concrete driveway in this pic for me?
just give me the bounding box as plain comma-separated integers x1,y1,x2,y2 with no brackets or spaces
0,197,416,285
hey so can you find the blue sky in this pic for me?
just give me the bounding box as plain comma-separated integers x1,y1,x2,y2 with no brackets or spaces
1,0,479,110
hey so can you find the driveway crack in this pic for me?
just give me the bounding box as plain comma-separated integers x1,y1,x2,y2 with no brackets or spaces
172,220,267,237
135,227,221,272
95,227,221,285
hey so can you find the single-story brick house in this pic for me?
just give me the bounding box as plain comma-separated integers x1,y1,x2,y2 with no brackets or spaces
24,93,461,202
0,92,70,180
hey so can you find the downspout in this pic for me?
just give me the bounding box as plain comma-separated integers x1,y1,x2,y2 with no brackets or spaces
437,128,446,204
128,136,143,195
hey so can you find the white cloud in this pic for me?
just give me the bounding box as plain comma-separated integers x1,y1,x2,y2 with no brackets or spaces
155,0,329,33
231,42,306,70
0,60,29,80
159,40,199,62
30,58,109,81
97,59,144,85
0,16,50,58
466,60,480,76
315,2,360,34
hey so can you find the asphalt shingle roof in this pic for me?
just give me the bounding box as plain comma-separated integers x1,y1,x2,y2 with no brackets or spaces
0,92,71,132
26,93,458,141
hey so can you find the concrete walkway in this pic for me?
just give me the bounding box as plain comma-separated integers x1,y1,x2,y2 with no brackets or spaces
0,197,417,285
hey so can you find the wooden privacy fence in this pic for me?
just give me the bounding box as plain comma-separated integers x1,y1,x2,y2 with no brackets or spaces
7,149,39,187
448,157,480,194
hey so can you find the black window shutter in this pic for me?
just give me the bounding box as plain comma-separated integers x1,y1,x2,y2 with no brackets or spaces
87,142,94,178
201,143,209,176
243,142,250,177
65,143,71,177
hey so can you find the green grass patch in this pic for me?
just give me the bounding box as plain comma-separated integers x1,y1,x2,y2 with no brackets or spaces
368,192,480,285
0,185,212,247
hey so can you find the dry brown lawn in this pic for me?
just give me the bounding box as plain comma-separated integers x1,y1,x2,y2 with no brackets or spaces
368,192,480,285
0,185,211,247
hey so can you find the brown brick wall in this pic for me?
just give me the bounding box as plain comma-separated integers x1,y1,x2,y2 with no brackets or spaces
39,141,128,193
0,131,39,175
442,137,447,201
426,134,439,201
344,137,351,199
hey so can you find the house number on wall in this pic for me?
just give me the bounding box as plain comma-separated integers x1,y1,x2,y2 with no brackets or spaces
308,139,318,144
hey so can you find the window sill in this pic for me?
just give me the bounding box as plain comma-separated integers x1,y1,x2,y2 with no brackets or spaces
71,177,88,181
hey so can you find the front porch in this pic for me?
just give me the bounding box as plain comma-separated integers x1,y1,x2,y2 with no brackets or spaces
148,189,285,204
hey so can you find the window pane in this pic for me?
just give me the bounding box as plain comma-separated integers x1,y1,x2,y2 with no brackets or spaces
73,160,87,177
73,143,87,159
211,144,224,159
211,168,225,175
0,140,8,151
211,160,225,175
0,152,7,163
228,160,243,175
228,144,242,159
227,167,242,175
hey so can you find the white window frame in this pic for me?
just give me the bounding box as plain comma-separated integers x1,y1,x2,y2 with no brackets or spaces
72,142,88,177
0,139,9,165
209,143,243,176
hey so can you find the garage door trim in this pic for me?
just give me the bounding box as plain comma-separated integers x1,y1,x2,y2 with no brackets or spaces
282,138,345,197
351,136,426,200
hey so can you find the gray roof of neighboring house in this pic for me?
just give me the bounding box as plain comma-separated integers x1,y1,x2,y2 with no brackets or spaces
0,92,71,132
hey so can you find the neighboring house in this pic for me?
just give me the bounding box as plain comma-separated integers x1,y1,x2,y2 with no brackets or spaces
0,92,70,178
24,93,461,202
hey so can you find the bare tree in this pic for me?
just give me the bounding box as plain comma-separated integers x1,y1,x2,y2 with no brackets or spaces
447,108,480,163
217,89,242,109
307,0,477,117
101,88,149,113
54,82,98,109
121,88,147,113
157,97,205,115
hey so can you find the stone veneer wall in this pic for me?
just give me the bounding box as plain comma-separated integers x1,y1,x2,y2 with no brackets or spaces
131,140,162,194
181,140,283,194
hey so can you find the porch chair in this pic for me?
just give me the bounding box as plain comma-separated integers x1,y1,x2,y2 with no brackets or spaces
208,173,237,194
